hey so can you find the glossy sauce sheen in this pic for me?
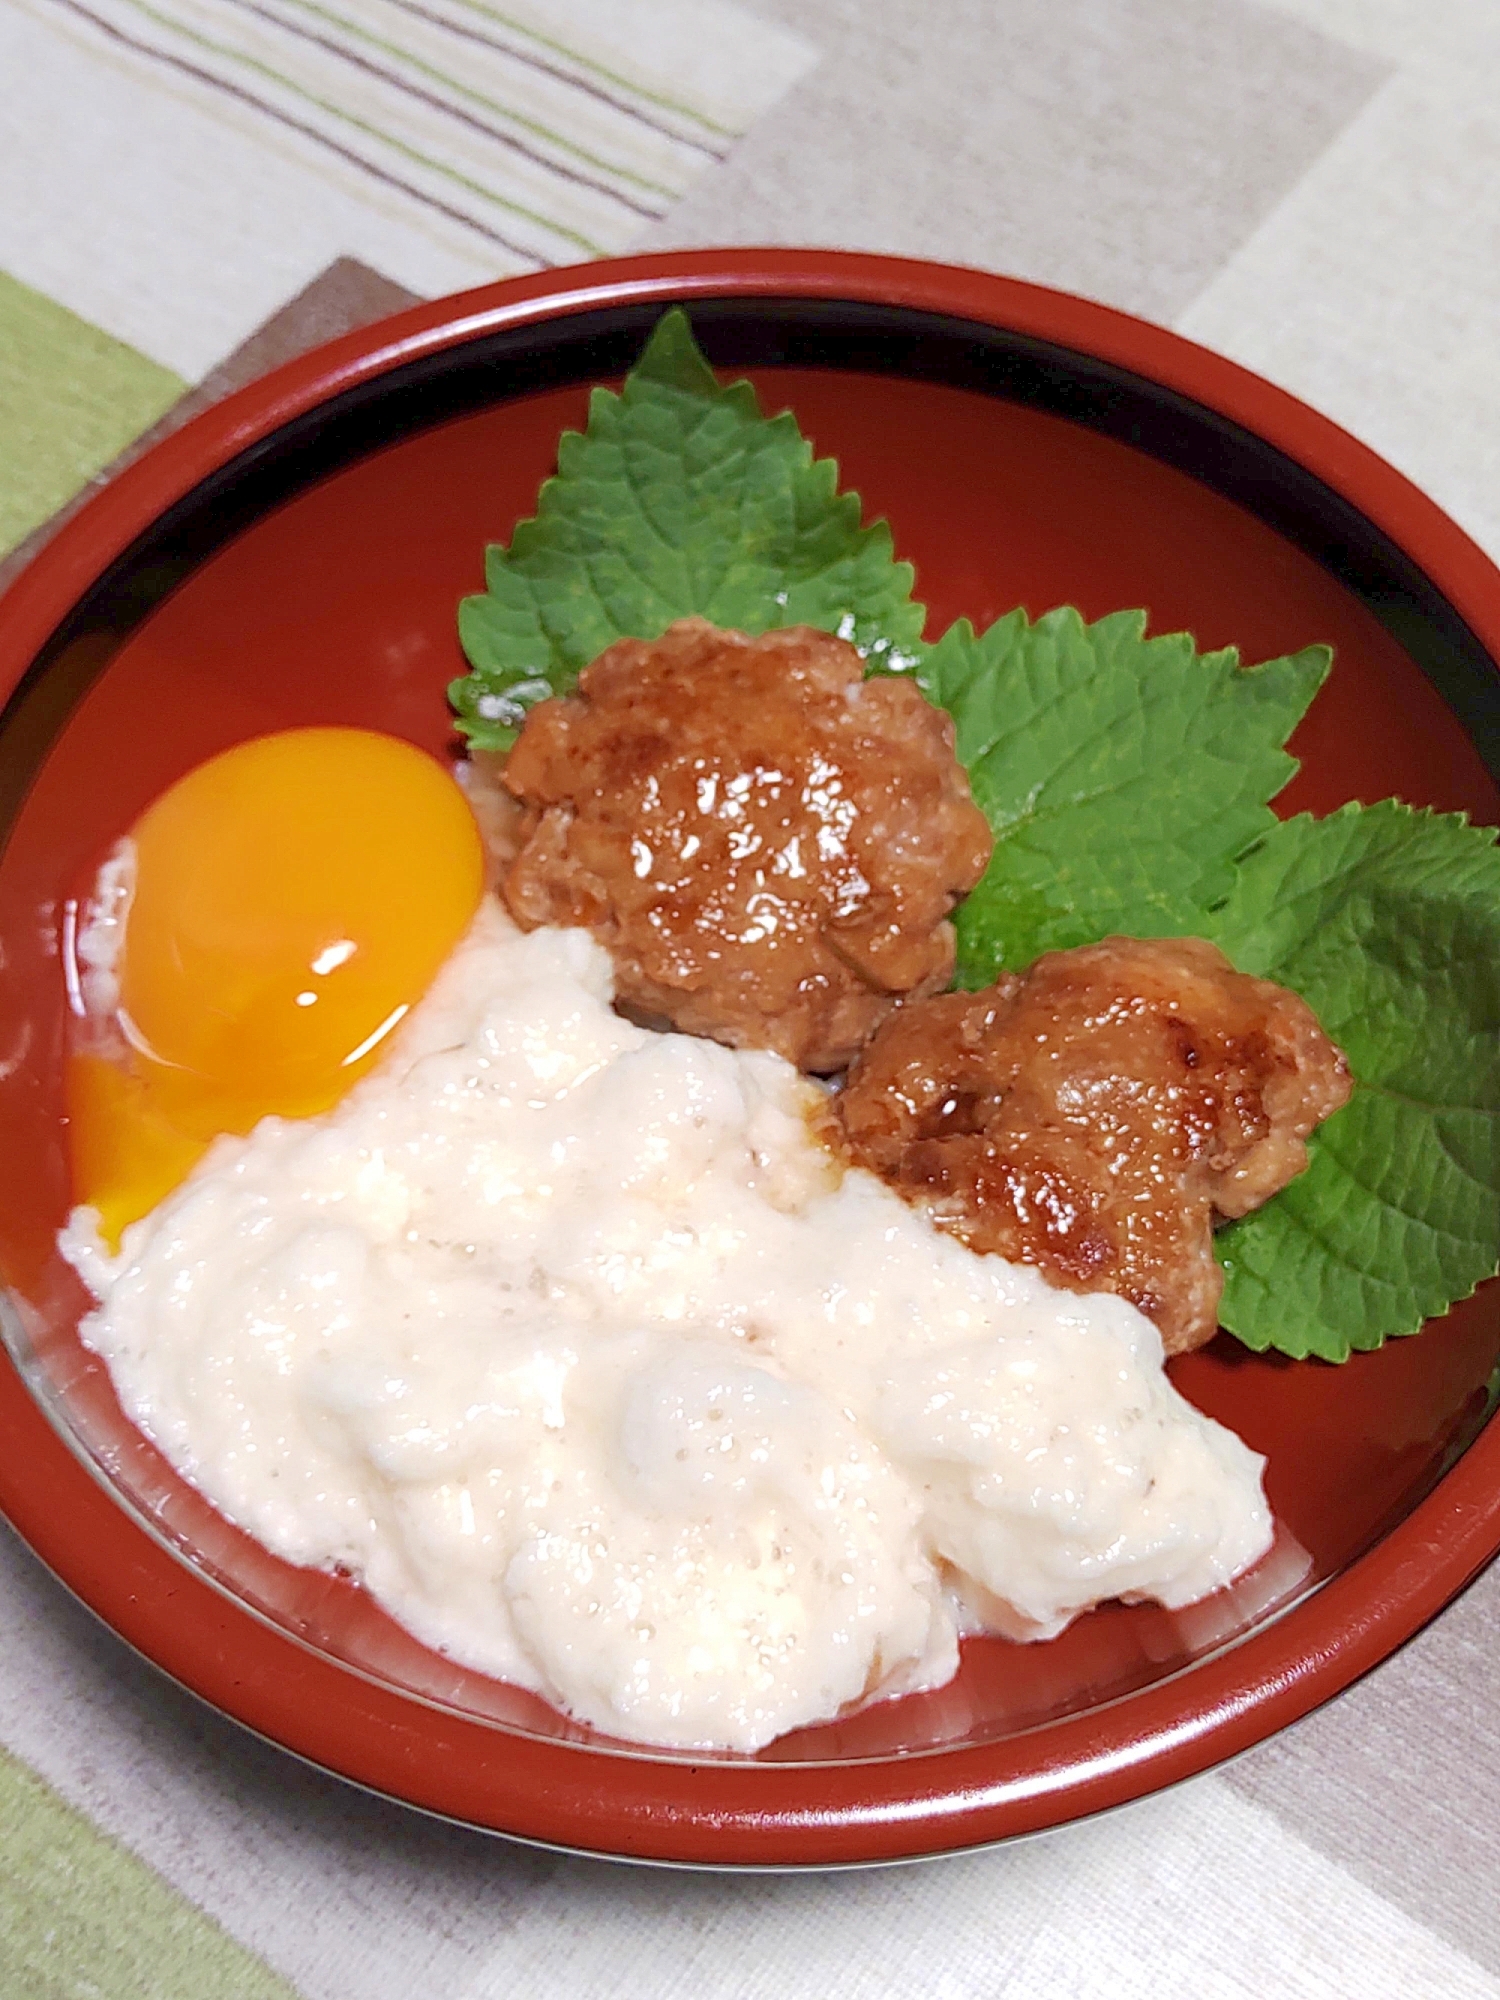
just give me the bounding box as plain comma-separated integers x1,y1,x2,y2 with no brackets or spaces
497,620,993,1072
839,937,1351,1355
62,905,1272,1753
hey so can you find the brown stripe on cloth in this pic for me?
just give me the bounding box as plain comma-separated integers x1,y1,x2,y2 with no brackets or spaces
0,256,421,601
219,0,672,220
377,0,733,159
41,0,549,262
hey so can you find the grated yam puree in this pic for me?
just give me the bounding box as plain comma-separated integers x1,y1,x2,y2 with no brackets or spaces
62,902,1273,1752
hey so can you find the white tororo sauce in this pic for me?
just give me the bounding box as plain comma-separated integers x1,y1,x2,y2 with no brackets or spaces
61,903,1273,1752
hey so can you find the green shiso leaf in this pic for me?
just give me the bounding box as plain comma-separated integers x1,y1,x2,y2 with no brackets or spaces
449,307,1500,1363
1203,801,1500,1361
450,307,925,750
919,607,1330,985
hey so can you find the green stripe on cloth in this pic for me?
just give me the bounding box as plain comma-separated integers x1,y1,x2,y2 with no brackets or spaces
0,1744,297,2000
0,270,185,557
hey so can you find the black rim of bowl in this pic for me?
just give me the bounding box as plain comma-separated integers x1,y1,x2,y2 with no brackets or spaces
0,293,1497,848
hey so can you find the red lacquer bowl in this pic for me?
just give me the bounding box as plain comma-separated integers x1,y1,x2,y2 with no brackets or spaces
0,251,1496,1867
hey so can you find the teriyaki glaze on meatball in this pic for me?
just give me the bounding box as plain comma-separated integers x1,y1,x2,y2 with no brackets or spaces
484,618,994,1073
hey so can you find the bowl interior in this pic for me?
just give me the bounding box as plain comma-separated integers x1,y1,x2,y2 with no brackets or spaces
1,299,1497,1770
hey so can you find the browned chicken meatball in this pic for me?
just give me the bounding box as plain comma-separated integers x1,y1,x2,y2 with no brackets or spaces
838,935,1352,1353
490,618,994,1071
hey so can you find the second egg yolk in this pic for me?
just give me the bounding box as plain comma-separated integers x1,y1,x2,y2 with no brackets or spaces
69,727,485,1245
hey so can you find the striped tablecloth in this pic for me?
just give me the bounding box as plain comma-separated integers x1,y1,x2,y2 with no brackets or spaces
3,3,1500,1994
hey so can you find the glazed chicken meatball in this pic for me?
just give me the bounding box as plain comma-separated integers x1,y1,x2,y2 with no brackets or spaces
838,935,1352,1353
489,618,994,1072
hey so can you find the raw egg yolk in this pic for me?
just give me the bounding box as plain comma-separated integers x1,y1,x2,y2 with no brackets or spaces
68,726,485,1246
